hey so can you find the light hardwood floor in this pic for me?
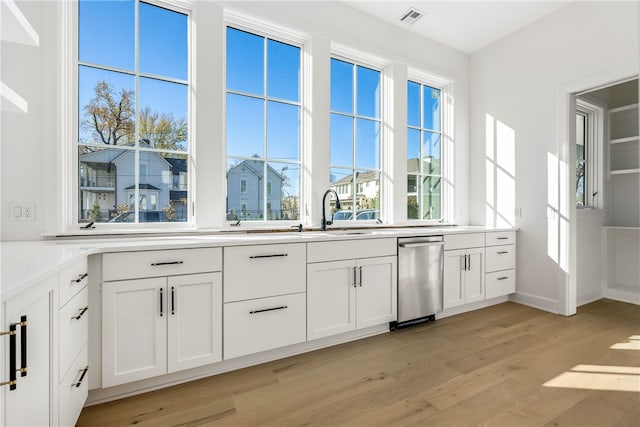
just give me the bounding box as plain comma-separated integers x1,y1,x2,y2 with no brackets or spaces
78,299,640,426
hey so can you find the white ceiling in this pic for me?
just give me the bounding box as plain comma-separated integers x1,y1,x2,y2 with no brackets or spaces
343,1,572,54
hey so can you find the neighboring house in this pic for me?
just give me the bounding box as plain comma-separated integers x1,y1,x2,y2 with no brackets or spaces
226,156,284,220
78,141,187,221
330,170,380,211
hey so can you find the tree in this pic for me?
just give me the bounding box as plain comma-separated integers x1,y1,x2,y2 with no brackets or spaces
83,80,187,150
83,81,134,145
88,199,103,222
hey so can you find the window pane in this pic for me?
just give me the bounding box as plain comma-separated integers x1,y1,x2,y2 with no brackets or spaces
78,145,128,223
164,153,188,222
267,101,299,160
407,194,419,220
330,114,353,167
422,175,441,219
330,59,353,114
78,66,135,145
356,118,379,170
422,131,441,176
407,128,420,161
407,81,420,127
79,0,134,70
139,77,188,151
227,158,264,221
226,93,264,158
139,2,188,80
330,168,352,217
576,113,586,206
137,150,175,223
268,162,299,220
267,39,300,102
226,28,264,95
355,170,379,219
356,66,380,119
423,85,441,131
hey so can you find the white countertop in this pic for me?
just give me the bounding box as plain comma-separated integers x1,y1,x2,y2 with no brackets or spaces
1,225,512,302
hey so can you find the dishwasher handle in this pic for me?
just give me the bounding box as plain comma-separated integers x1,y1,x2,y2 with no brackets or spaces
398,241,445,249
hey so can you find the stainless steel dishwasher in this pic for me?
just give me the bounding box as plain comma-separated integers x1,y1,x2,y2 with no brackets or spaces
393,236,444,328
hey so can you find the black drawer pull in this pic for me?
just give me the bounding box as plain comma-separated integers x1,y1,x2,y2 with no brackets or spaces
72,273,88,283
0,323,17,390
18,317,27,378
151,261,184,267
497,237,509,240
250,305,288,314
72,306,89,320
73,366,89,388
497,251,509,254
497,276,509,280
249,254,288,259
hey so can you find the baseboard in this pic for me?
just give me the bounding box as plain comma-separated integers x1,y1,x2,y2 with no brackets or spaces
603,286,640,305
577,291,604,307
436,295,509,319
509,292,558,314
86,323,389,406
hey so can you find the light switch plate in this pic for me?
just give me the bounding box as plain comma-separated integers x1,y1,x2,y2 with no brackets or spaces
10,202,36,221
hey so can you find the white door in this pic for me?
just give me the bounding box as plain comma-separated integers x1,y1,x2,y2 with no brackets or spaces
167,273,222,373
102,278,167,387
356,256,397,329
307,260,356,340
464,248,485,304
443,249,465,309
4,290,51,427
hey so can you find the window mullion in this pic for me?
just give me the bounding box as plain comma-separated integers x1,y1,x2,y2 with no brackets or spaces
134,0,141,223
263,37,268,220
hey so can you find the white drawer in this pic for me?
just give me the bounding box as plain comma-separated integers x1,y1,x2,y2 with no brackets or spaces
485,245,516,273
59,287,89,380
59,258,88,309
103,247,222,281
224,293,306,359
224,243,306,302
486,231,517,247
444,233,485,250
59,345,88,427
486,270,516,299
307,238,396,263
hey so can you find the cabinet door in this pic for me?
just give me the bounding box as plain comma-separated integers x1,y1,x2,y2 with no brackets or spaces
4,289,52,427
465,248,485,304
167,273,222,373
307,260,356,340
102,278,167,387
443,249,465,309
356,256,397,329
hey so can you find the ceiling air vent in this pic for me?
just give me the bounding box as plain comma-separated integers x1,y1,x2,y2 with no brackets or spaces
399,8,423,25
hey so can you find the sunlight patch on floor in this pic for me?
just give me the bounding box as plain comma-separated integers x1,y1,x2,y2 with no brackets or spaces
610,335,640,350
544,365,640,393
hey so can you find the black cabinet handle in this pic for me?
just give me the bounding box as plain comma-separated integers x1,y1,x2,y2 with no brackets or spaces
249,254,288,259
497,251,509,255
358,266,363,287
250,305,288,314
18,316,27,378
497,237,509,240
72,273,88,284
497,276,509,280
160,288,164,317
352,267,357,287
171,287,175,315
73,366,89,388
71,306,89,321
467,255,471,270
151,261,184,267
0,323,17,390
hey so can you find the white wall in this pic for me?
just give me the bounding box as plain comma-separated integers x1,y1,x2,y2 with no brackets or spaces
576,209,608,305
469,1,639,312
0,1,470,240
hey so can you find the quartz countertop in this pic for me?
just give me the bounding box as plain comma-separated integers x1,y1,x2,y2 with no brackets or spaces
1,225,514,302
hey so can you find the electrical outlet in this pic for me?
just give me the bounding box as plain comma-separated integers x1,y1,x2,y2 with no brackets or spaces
10,202,36,222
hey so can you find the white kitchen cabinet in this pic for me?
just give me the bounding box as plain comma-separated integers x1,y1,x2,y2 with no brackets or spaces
307,255,397,341
2,280,54,427
443,247,485,309
102,273,222,388
485,231,517,299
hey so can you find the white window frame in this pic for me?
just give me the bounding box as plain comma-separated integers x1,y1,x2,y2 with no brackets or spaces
406,68,454,224
576,99,603,209
329,44,390,225
65,0,193,231
224,11,311,227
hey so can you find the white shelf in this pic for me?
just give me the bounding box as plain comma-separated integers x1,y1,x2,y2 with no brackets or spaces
609,103,639,114
610,168,640,175
610,136,639,145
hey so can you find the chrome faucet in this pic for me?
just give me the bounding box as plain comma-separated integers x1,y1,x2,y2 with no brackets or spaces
321,189,341,231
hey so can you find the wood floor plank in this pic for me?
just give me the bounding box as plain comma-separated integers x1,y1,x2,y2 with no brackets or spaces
78,299,640,427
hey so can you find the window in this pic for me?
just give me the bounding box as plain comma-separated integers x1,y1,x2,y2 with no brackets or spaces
240,179,247,194
77,0,189,224
575,99,603,208
407,80,442,220
225,26,301,222
330,58,381,220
